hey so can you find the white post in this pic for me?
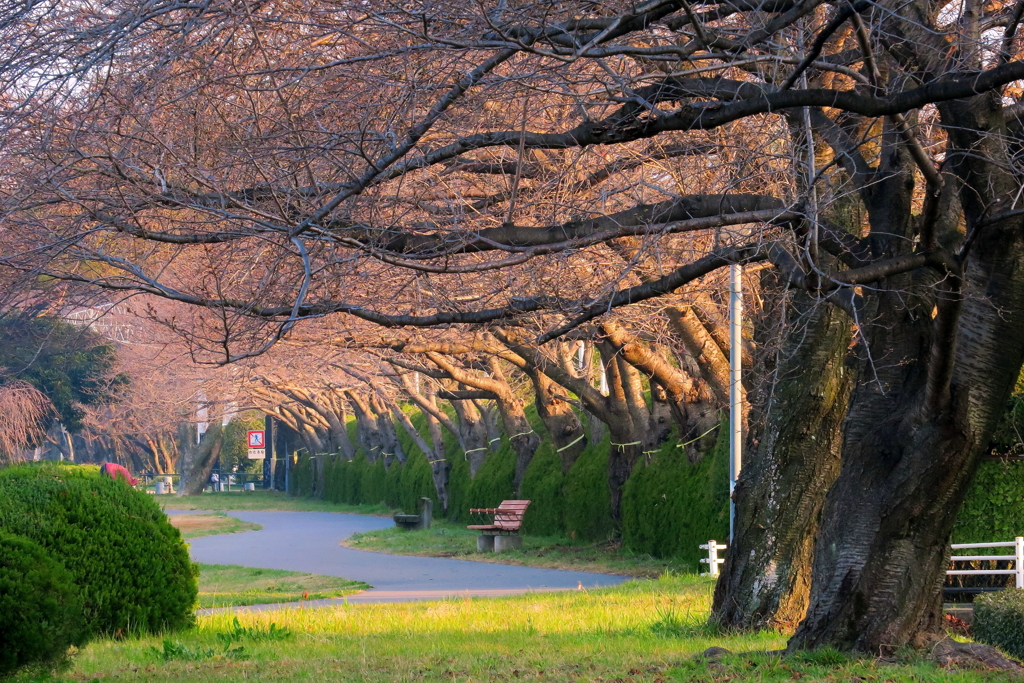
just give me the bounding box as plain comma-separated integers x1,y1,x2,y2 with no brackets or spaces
700,540,727,577
1016,537,1023,589
729,264,743,542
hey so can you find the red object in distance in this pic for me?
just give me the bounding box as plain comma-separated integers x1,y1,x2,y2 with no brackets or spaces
101,462,138,486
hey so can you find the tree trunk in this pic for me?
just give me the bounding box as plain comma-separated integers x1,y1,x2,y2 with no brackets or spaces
370,393,406,468
424,387,451,512
599,342,656,521
452,394,489,477
713,291,853,633
347,390,384,461
527,368,586,472
180,422,225,496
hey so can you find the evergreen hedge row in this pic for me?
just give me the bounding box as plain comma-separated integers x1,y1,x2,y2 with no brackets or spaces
953,460,1024,544
288,407,729,571
289,404,1024,567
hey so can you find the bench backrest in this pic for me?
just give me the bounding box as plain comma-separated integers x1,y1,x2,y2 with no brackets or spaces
494,500,531,531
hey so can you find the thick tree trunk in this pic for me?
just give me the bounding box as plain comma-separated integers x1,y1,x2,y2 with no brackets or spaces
713,292,853,632
528,368,586,473
180,422,225,496
452,395,489,477
370,393,406,468
600,344,656,520
787,86,1024,652
424,387,451,512
347,390,384,461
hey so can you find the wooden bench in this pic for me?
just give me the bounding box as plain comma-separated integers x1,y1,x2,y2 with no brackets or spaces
393,497,434,530
467,500,530,552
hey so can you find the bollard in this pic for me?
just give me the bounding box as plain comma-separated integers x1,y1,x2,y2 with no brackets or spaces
164,476,173,494
244,482,255,492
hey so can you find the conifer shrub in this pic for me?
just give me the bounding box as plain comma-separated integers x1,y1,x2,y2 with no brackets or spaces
0,531,87,678
563,437,614,541
445,456,472,522
466,442,516,510
974,589,1024,659
362,458,387,505
519,442,565,536
621,427,729,569
391,453,436,514
291,455,313,496
0,463,197,636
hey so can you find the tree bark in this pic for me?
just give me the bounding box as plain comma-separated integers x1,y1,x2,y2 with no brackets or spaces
346,389,384,461
180,422,225,496
451,391,490,477
526,367,586,472
791,93,1024,651
713,291,853,633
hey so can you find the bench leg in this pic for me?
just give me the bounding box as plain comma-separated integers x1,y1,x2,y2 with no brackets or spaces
494,535,523,553
477,535,495,552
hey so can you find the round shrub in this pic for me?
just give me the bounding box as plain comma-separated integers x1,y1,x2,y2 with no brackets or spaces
0,463,197,636
974,589,1024,659
0,531,87,678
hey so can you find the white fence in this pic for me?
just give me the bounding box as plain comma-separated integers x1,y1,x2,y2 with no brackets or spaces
948,537,1024,589
699,540,726,577
699,536,1024,588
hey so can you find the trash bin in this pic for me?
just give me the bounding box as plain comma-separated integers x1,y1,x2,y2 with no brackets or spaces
155,481,166,495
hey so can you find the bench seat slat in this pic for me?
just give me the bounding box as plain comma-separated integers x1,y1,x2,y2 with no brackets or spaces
467,499,531,536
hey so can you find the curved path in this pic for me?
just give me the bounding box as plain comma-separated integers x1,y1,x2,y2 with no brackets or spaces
176,510,628,608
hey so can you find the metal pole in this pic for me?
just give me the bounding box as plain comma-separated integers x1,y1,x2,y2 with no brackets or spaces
729,263,743,542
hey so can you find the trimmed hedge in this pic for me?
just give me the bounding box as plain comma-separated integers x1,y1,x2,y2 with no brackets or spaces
953,460,1024,544
0,531,87,678
0,463,197,636
286,404,729,560
975,589,1024,659
622,427,730,571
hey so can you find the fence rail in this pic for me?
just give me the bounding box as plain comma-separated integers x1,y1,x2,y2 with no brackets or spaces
698,537,1024,590
948,537,1024,589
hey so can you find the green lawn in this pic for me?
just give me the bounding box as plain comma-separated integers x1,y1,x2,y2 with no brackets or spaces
196,564,368,608
45,575,1011,682
159,490,392,515
345,520,690,577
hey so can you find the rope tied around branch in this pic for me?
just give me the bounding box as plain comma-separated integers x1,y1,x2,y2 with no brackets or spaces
674,424,720,450
556,433,586,452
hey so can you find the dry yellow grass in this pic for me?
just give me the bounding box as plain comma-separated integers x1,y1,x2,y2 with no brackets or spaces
167,513,262,540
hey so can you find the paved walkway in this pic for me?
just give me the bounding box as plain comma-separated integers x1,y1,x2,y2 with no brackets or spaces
174,510,627,608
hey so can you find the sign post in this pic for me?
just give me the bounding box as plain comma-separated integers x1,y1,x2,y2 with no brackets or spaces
263,416,273,489
247,430,266,459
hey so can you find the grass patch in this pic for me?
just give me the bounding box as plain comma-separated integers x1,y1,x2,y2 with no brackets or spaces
39,574,1016,682
160,490,392,515
196,563,369,608
167,512,262,540
344,520,690,577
